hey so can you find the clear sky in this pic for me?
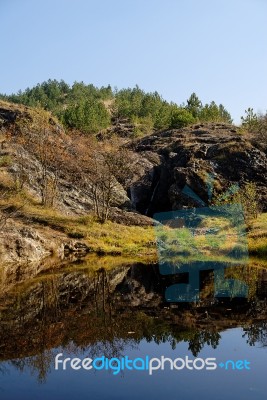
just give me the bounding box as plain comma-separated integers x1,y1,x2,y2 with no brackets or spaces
0,0,266,124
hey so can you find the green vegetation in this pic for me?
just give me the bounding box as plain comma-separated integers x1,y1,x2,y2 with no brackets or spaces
0,80,112,134
113,86,196,131
186,92,232,123
29,210,156,257
241,107,259,131
247,213,267,256
155,212,248,265
0,176,156,257
155,213,267,266
0,80,232,135
240,108,267,152
212,181,260,222
62,97,110,133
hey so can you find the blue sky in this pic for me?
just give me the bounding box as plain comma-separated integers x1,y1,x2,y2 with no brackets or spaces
0,0,266,123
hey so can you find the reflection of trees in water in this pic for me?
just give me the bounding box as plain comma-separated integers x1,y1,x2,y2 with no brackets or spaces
0,363,8,376
242,322,267,347
93,268,112,321
188,330,220,357
3,326,223,384
1,264,267,383
78,338,138,360
146,329,220,356
9,350,57,384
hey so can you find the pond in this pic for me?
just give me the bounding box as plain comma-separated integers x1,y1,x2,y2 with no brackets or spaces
0,258,266,399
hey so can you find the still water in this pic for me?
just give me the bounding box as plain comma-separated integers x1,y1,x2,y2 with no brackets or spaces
0,259,266,399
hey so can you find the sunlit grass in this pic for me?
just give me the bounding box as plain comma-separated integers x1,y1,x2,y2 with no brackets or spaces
0,182,156,257
1,167,266,260
247,213,267,256
155,212,266,261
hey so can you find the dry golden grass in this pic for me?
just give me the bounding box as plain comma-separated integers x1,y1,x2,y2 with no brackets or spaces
247,213,267,256
0,178,156,257
1,163,266,260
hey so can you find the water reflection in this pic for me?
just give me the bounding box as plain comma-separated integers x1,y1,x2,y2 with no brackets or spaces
0,257,267,387
243,322,267,347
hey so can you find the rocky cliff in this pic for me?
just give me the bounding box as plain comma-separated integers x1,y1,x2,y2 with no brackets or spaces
126,123,267,216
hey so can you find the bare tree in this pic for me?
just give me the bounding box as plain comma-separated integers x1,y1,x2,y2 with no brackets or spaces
16,109,68,207
71,135,132,223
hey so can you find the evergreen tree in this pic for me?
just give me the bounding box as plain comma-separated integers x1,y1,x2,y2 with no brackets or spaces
241,108,258,131
0,80,233,134
198,101,232,123
186,93,202,118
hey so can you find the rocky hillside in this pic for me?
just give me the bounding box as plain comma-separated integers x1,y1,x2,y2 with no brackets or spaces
0,101,129,215
127,123,267,215
0,100,266,264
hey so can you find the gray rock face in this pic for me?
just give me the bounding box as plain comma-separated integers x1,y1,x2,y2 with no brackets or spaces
0,223,64,266
126,123,267,215
0,103,131,216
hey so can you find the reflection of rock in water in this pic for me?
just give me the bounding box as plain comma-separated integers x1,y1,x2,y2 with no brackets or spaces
0,262,267,371
257,269,267,299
